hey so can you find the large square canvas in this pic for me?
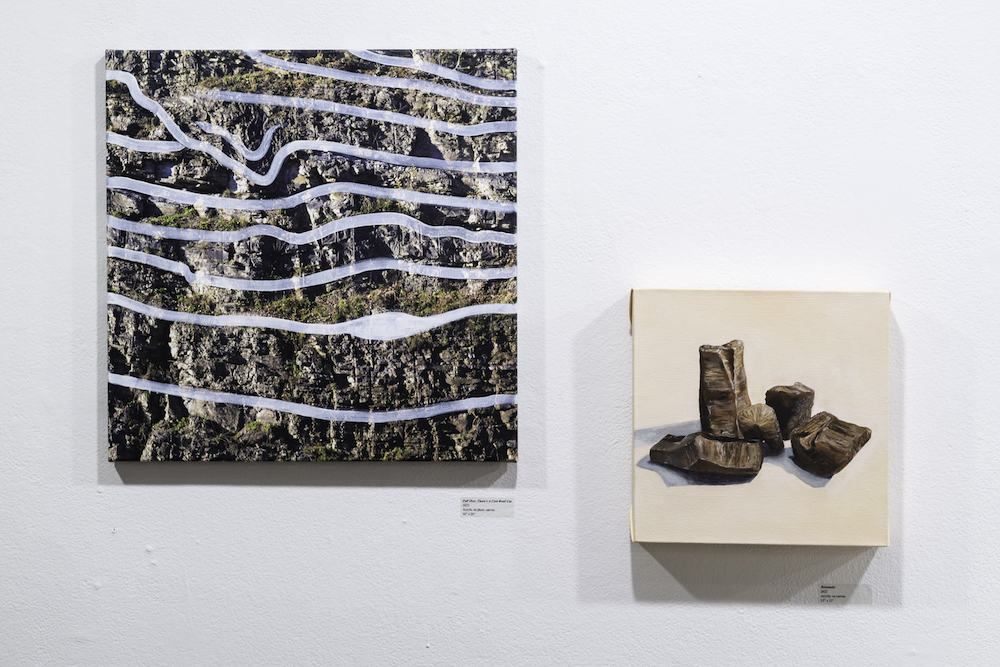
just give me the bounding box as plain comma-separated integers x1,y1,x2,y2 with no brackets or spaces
106,50,517,461
631,289,889,545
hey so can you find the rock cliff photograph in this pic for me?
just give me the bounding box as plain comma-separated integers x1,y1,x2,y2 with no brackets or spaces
630,290,889,545
106,50,517,461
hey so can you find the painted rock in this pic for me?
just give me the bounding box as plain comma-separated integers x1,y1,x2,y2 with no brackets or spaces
737,403,784,456
765,382,815,440
650,432,763,478
699,340,751,438
790,412,872,477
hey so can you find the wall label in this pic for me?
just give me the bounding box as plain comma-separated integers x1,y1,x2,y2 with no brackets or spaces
461,498,514,518
818,584,870,604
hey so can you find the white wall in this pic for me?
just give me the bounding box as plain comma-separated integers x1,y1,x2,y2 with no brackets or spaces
2,1,997,664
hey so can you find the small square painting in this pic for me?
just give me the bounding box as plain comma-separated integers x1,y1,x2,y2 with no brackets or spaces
631,289,889,545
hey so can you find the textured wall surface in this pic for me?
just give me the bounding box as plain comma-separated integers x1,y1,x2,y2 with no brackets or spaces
2,2,999,665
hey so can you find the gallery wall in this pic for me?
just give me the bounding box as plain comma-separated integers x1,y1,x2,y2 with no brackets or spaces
2,1,998,664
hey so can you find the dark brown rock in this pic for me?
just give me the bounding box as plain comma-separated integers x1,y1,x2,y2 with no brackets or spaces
699,340,751,438
650,432,763,479
790,412,872,477
765,382,815,440
737,403,784,456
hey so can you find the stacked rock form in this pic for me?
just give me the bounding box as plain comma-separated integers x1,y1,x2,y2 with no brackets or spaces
649,340,872,481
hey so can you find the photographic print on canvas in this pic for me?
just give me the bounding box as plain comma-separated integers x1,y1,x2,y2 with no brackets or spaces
106,50,517,461
631,290,889,545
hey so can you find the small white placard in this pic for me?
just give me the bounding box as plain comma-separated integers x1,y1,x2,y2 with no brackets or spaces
818,584,871,604
461,498,514,518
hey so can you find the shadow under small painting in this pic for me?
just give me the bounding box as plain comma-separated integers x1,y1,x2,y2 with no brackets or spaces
631,289,889,546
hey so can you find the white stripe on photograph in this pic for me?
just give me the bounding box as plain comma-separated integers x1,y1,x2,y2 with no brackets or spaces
106,132,183,153
348,51,517,92
118,129,515,175
111,69,511,138
108,292,516,341
109,372,518,423
112,132,516,179
107,246,517,290
244,50,516,108
108,214,516,245
194,122,283,161
107,176,516,213
194,88,516,137
108,71,515,182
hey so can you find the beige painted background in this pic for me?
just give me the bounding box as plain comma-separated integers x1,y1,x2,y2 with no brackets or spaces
632,289,890,545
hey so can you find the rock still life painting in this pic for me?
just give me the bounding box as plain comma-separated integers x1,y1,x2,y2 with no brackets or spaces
106,50,517,461
631,290,889,545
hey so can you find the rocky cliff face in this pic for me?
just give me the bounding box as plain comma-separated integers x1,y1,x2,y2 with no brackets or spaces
106,50,517,461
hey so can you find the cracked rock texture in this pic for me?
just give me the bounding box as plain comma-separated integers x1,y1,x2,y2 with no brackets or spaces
107,49,517,461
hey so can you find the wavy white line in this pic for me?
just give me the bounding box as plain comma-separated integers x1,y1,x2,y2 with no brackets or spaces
106,132,183,153
109,372,517,424
108,176,516,213
111,68,509,138
107,214,516,246
108,292,515,341
108,70,516,185
349,50,517,92
195,121,283,161
108,246,516,290
116,131,516,175
245,50,516,108
194,88,517,137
